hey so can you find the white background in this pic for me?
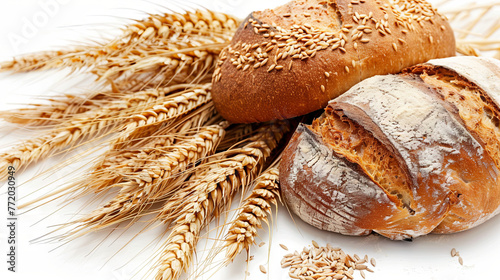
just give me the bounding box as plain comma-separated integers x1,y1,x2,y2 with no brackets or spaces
0,1,499,280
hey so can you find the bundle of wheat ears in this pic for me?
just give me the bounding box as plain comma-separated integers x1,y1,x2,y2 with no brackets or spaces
0,1,499,280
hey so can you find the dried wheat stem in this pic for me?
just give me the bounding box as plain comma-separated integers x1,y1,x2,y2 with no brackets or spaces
155,121,288,222
439,1,500,15
99,106,218,173
225,166,281,263
0,83,193,128
155,153,263,280
456,43,479,56
154,121,289,280
124,10,238,43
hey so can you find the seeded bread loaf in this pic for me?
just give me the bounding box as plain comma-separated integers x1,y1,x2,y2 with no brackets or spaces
212,0,455,123
279,56,500,240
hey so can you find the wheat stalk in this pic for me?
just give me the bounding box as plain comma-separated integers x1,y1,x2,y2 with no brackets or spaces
224,164,281,264
0,83,195,131
54,106,220,206
0,10,239,92
100,50,219,92
0,86,170,180
154,121,289,280
0,48,93,72
216,124,255,152
113,83,213,149
0,89,130,127
72,122,228,233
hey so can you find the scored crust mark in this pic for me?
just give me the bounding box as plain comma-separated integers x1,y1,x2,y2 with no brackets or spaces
331,74,500,236
407,65,500,171
331,1,344,27
403,63,500,233
425,57,500,110
280,57,500,239
280,124,403,236
311,108,415,214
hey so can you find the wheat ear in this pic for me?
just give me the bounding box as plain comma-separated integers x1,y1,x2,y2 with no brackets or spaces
0,87,168,180
216,124,255,152
59,106,219,203
224,165,281,264
72,122,228,232
154,121,289,280
0,48,94,72
0,10,238,79
0,89,127,127
113,83,213,149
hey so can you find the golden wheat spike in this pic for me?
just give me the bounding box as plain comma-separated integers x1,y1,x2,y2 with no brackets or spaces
0,87,168,180
0,9,239,75
0,89,128,127
224,165,281,264
72,122,228,233
112,84,213,149
154,121,289,280
56,106,220,206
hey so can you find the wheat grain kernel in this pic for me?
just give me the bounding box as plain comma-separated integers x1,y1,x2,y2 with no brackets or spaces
355,264,367,270
392,42,398,51
260,265,267,274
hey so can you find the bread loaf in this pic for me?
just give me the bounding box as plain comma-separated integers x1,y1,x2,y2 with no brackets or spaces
279,56,500,240
212,0,455,123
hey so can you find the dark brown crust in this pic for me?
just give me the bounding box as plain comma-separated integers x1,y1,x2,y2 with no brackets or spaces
212,0,455,123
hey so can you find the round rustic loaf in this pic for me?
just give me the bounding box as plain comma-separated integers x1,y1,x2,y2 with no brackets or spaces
212,0,456,123
279,56,500,240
